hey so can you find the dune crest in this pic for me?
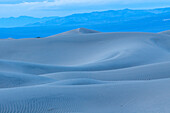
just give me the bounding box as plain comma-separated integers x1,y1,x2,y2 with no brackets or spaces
159,30,170,35
48,28,100,37
60,28,101,35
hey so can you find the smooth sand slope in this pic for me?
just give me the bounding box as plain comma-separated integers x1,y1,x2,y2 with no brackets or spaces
159,30,170,35
0,28,170,113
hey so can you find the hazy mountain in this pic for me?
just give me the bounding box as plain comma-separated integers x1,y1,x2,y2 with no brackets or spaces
26,8,170,27
0,16,58,28
26,9,156,27
0,7,170,38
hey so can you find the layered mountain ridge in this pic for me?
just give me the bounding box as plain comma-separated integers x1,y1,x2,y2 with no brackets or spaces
0,7,170,38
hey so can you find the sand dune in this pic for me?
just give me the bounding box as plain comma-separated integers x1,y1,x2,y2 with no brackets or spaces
55,28,101,36
159,30,170,35
1,28,170,113
0,71,54,88
43,61,170,81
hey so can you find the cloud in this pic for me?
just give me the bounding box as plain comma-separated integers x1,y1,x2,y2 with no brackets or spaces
0,0,170,4
0,0,54,4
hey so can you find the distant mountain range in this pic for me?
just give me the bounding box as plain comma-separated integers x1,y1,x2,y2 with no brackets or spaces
0,16,59,28
26,7,170,27
0,7,170,38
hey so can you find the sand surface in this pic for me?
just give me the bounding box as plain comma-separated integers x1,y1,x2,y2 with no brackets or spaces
1,28,170,113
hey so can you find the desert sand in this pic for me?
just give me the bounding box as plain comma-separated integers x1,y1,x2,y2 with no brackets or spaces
0,28,170,113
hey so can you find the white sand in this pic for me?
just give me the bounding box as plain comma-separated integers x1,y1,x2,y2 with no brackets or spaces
159,30,170,35
0,28,170,113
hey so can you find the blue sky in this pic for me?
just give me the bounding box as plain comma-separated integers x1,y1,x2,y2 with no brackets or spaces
0,0,170,17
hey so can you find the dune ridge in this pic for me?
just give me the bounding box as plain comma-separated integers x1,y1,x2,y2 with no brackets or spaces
1,28,170,113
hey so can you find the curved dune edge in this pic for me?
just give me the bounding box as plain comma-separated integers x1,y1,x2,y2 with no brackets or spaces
158,30,170,35
0,29,170,113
